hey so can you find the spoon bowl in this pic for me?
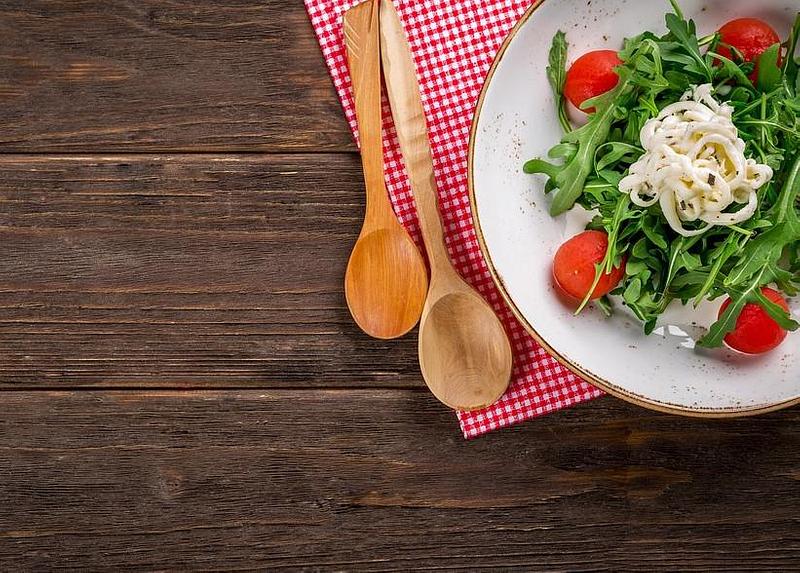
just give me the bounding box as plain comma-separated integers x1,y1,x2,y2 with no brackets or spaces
343,0,427,340
345,226,428,340
419,290,512,410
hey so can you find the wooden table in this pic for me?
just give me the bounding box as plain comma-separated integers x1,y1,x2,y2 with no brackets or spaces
1,2,798,570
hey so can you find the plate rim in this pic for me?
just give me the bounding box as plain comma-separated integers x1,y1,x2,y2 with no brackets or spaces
467,0,800,418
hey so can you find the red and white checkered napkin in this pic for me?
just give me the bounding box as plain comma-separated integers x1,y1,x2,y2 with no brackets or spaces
305,0,604,437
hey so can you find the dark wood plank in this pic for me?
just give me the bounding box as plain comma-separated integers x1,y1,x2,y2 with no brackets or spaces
0,1,353,152
0,154,423,388
1,390,799,570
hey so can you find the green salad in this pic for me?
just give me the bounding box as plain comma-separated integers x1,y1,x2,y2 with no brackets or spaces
524,0,800,352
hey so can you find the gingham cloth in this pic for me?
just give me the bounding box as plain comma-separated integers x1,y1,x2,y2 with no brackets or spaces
305,0,604,438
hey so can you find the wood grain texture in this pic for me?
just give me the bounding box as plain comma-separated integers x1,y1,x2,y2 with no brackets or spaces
1,390,799,571
0,0,353,152
0,154,424,388
2,3,800,570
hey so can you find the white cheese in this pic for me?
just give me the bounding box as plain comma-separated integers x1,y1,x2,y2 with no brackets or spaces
618,84,773,237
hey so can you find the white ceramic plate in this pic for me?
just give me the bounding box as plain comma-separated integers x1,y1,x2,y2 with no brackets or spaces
469,0,800,416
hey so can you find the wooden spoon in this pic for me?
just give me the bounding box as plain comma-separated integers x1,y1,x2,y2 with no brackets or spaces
379,0,512,410
342,0,427,340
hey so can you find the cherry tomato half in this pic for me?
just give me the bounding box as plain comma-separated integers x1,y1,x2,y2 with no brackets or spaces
716,18,781,80
718,287,790,354
564,50,622,112
553,230,626,301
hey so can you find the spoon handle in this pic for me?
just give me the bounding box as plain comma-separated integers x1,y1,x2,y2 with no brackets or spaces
343,0,394,229
379,0,452,276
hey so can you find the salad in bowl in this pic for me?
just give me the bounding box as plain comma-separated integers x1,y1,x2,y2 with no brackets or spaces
525,1,800,355
469,0,800,414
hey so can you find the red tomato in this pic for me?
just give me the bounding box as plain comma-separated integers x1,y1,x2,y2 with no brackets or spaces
564,50,622,112
553,230,626,301
719,287,790,354
716,18,781,80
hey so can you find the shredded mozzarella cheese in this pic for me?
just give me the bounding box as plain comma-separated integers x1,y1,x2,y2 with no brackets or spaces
618,84,773,237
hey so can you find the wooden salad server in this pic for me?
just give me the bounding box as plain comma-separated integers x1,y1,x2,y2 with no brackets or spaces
342,0,428,340
379,0,512,410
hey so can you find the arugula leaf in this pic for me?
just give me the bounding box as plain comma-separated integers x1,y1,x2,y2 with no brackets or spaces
548,142,578,160
753,286,800,330
707,52,755,89
664,11,712,81
699,265,799,349
632,237,650,259
528,73,632,216
595,296,614,316
523,158,559,178
757,43,783,92
527,46,659,217
692,233,741,305
783,14,800,92
667,0,685,20
720,153,800,289
663,69,692,92
575,194,632,313
671,270,712,289
641,216,668,250
773,152,800,222
697,268,770,348
594,142,643,172
660,41,709,79
623,277,643,304
547,31,572,134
